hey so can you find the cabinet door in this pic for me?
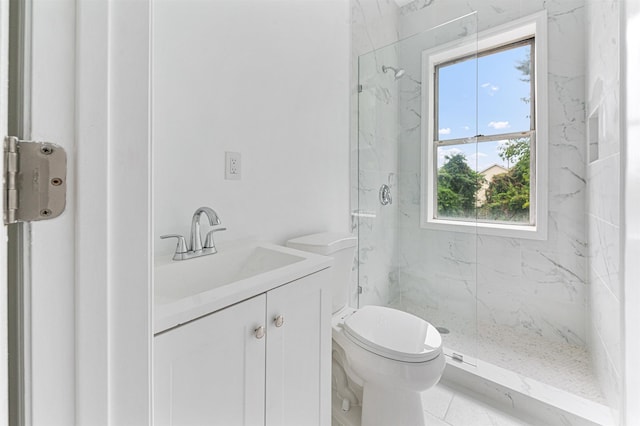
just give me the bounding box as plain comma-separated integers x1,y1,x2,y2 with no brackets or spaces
265,269,332,426
154,294,266,426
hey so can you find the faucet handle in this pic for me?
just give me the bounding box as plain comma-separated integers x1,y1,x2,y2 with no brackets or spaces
203,227,227,249
160,234,188,258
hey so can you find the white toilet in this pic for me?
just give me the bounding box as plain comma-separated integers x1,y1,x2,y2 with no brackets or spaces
286,233,445,426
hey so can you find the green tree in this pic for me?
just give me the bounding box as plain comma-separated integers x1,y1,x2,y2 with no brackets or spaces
437,153,485,217
484,138,530,220
515,51,531,83
481,50,533,221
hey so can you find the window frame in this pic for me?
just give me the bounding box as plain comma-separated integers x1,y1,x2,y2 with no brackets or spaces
420,11,548,240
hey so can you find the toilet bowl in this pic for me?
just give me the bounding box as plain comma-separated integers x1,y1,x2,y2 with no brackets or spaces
286,233,445,426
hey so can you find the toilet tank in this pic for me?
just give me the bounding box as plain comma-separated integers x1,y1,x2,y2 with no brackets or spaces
286,233,357,313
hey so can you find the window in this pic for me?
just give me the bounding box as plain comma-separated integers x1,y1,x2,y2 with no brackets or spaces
421,12,548,240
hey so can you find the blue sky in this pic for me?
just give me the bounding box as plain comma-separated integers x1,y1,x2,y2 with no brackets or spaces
436,44,531,172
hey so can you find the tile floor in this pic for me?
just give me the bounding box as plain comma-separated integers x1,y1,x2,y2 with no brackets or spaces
332,382,533,426
421,383,533,426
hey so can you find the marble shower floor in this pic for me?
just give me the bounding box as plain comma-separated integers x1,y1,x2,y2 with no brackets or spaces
413,308,606,404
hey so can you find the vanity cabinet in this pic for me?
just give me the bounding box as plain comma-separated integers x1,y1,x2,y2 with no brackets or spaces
154,269,331,426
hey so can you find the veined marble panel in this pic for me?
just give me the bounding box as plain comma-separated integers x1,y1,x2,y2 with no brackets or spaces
400,272,477,315
399,229,478,281
586,0,620,159
477,283,587,346
444,392,531,426
589,271,621,375
519,246,584,288
591,326,621,424
476,237,522,286
587,154,620,227
351,0,400,57
599,86,620,159
396,171,421,227
588,214,620,299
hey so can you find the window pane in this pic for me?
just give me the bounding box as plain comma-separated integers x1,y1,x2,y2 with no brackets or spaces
437,42,533,142
437,56,477,141
476,137,531,224
477,43,532,136
436,137,531,224
436,143,481,220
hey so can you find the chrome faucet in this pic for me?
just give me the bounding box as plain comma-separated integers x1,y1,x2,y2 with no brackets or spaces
161,206,227,261
190,206,221,252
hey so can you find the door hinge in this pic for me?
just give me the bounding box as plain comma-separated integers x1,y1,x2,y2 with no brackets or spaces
357,84,363,93
4,136,67,224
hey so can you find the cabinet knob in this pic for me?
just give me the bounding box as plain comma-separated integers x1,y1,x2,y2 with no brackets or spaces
274,315,284,328
254,325,265,339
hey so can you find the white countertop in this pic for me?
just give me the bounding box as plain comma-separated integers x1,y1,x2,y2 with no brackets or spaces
154,240,332,334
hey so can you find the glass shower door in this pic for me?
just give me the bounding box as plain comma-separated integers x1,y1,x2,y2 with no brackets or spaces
356,12,480,365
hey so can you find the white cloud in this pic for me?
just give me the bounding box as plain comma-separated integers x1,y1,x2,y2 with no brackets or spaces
481,82,499,96
488,121,510,130
438,127,451,135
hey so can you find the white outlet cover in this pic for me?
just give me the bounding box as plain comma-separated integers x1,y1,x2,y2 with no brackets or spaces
225,151,241,180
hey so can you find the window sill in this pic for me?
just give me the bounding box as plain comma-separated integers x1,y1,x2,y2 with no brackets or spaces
421,218,547,240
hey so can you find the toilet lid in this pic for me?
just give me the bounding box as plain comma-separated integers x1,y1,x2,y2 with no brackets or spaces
343,306,442,363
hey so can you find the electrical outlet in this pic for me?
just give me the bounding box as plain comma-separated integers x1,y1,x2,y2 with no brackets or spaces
225,151,241,180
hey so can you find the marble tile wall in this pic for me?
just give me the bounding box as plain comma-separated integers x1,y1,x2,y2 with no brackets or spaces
393,0,589,347
585,0,621,421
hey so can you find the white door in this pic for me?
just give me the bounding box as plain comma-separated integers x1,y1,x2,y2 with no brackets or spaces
9,0,154,424
0,1,76,423
1,0,11,422
154,295,267,426
265,270,332,426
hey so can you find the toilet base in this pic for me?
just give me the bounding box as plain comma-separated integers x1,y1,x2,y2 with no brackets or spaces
361,383,426,426
331,386,361,426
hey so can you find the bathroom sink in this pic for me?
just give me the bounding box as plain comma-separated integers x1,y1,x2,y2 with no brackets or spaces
154,240,332,333
156,244,304,300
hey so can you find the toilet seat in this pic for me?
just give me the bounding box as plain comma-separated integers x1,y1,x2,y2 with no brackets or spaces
342,306,442,363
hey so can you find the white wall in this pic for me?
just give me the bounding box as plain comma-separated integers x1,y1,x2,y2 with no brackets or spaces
585,0,621,421
153,0,351,255
622,0,640,423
